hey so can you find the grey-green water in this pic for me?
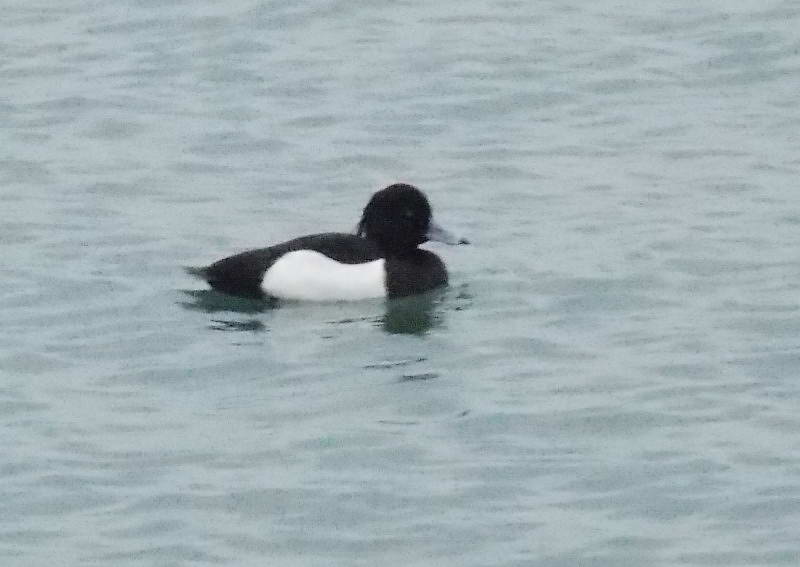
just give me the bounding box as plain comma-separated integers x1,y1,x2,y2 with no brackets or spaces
3,1,800,565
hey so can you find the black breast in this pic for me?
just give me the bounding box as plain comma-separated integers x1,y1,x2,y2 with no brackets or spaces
384,249,448,298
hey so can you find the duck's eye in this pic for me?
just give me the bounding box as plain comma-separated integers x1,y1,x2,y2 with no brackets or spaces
402,209,415,219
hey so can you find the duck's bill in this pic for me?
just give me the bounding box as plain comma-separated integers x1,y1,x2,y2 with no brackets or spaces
426,220,470,245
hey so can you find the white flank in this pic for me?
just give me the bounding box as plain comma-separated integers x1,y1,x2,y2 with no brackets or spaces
262,250,386,301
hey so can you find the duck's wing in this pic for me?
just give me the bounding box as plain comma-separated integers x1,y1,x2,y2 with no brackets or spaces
283,233,384,264
186,233,383,299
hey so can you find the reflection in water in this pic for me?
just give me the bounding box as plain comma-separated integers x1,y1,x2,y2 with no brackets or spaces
179,286,469,336
381,291,443,335
398,372,439,382
363,357,427,369
179,289,276,314
208,319,266,332
179,289,273,333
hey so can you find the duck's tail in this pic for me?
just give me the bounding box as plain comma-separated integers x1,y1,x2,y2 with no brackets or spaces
184,266,209,280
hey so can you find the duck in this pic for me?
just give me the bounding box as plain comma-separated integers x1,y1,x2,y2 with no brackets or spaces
186,183,468,301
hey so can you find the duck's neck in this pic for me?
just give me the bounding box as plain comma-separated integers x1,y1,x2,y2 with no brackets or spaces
381,246,423,259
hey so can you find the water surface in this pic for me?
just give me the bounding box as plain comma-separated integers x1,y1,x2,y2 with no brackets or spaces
2,1,800,565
